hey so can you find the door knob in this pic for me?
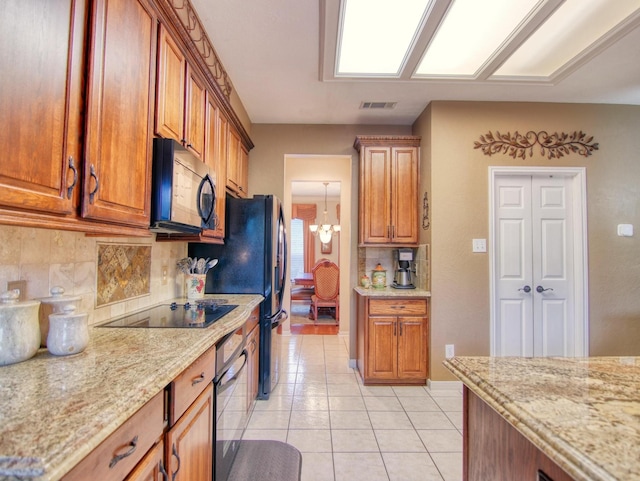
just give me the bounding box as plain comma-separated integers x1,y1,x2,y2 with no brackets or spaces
536,286,554,293
518,285,531,293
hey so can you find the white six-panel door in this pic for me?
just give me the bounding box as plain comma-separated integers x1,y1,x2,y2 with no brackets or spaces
492,172,583,357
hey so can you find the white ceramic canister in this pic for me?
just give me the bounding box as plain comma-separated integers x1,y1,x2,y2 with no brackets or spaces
37,286,82,347
47,305,89,356
0,289,41,366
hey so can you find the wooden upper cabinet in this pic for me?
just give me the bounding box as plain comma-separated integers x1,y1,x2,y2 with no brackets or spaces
204,98,226,240
355,136,420,246
184,65,206,159
227,126,248,197
155,24,185,143
82,0,157,228
155,24,206,160
0,0,85,215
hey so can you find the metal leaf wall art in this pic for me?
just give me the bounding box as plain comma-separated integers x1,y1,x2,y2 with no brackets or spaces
474,130,599,159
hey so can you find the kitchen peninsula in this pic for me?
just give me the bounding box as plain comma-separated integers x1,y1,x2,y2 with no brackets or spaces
444,356,640,481
0,294,262,481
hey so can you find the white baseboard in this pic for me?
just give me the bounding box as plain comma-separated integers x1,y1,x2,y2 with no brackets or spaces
427,379,463,390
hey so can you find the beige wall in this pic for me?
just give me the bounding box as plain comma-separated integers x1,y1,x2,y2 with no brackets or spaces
414,101,640,380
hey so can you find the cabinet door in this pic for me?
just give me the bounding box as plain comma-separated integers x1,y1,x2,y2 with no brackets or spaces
83,0,156,227
391,147,419,244
166,384,214,481
360,146,392,244
184,65,206,159
226,127,242,196
367,317,397,379
247,324,260,407
155,24,185,143
239,143,249,197
0,0,85,215
202,97,226,239
125,439,166,481
397,316,428,379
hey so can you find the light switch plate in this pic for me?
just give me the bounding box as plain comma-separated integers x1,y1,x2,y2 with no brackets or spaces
472,239,487,253
617,224,633,237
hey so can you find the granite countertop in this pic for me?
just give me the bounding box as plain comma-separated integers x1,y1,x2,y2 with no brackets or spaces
353,286,431,297
0,294,262,481
444,356,640,481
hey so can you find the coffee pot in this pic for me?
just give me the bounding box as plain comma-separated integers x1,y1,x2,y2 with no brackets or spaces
393,248,415,288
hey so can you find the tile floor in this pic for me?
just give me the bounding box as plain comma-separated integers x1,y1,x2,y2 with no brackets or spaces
243,334,463,481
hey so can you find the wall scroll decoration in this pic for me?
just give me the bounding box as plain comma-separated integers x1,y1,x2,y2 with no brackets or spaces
474,130,599,159
422,192,430,230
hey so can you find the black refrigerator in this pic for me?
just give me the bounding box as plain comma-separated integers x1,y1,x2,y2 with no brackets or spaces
189,194,288,399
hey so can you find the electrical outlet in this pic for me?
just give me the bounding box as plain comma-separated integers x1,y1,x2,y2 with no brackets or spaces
7,280,27,300
161,265,168,286
472,239,486,253
445,344,455,359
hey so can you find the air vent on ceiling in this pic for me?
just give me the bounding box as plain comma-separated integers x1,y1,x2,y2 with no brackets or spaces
360,101,397,110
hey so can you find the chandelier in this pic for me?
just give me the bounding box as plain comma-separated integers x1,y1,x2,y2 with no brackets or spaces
310,182,340,243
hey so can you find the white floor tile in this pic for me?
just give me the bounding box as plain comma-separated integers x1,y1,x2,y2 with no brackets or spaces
374,429,427,452
430,452,463,481
287,429,332,452
333,452,389,481
331,429,379,452
246,335,462,481
416,429,463,453
381,452,444,481
300,452,335,481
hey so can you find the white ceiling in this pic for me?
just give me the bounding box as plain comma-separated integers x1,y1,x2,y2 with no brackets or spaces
191,0,640,125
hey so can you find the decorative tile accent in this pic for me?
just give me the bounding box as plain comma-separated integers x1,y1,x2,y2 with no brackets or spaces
96,244,151,306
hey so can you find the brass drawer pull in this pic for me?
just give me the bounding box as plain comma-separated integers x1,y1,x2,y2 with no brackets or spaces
108,435,138,468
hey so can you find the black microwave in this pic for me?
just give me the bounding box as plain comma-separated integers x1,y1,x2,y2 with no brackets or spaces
150,138,216,234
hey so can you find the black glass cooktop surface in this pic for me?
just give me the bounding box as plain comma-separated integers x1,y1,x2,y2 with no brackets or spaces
98,300,238,328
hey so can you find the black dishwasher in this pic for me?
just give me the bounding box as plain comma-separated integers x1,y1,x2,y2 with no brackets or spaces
214,326,250,481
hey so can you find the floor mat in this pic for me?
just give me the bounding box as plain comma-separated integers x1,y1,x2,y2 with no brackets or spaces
228,440,302,481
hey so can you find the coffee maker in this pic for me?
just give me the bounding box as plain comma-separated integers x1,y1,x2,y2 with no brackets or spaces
393,248,415,289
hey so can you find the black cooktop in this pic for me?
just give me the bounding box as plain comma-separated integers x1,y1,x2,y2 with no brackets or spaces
98,300,238,328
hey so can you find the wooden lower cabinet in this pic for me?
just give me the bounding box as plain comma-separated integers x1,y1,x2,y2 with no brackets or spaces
125,439,166,481
357,295,429,384
166,384,214,481
465,388,575,481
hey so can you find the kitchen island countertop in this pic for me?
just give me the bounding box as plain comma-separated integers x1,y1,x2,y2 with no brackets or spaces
0,294,263,481
444,356,640,481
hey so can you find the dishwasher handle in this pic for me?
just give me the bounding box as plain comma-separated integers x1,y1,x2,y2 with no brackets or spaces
216,349,248,395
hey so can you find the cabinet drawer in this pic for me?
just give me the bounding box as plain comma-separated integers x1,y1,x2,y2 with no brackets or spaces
170,345,216,424
62,391,164,481
369,299,427,316
245,306,259,334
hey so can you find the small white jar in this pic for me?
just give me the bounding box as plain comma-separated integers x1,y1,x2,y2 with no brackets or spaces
47,305,89,356
37,286,81,347
0,289,41,366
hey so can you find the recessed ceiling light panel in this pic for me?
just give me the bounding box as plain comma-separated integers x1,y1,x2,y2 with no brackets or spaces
415,0,541,77
493,0,640,78
337,0,430,76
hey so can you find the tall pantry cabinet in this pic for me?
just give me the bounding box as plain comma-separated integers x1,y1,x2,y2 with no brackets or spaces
355,136,421,246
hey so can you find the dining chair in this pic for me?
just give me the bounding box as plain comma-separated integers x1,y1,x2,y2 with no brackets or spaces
310,260,339,325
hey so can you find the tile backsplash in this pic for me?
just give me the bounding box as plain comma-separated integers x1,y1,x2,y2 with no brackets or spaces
0,225,187,325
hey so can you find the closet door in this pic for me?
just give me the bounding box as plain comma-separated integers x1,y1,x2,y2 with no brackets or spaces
493,174,574,357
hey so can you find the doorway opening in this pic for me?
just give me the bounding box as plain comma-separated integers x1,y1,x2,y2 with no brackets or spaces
283,155,352,336
489,166,589,357
289,181,341,333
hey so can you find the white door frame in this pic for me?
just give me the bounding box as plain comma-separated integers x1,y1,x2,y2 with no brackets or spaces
489,166,589,357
